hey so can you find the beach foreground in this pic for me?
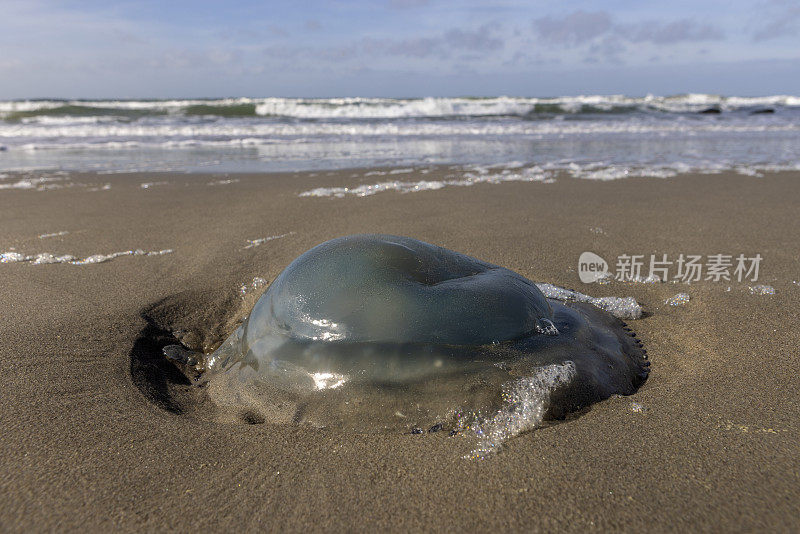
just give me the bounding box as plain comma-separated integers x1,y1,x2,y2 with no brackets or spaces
1,169,798,531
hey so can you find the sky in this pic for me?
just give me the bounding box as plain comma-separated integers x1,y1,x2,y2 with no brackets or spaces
0,0,798,98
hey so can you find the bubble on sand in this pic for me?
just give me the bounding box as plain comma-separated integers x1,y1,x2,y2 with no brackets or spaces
627,274,662,284
630,401,646,413
749,285,775,295
0,252,27,263
239,276,269,297
665,292,690,306
140,181,168,189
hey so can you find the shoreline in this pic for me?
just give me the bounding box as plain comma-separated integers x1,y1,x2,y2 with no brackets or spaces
2,165,800,193
1,169,799,531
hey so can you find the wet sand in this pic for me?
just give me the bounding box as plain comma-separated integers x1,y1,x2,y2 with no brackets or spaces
1,168,798,531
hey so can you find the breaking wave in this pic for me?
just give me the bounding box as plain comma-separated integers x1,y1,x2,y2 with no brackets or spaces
2,94,799,121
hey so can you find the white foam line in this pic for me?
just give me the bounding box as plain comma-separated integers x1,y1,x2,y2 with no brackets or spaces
299,167,554,198
243,232,294,249
208,178,240,186
4,119,799,145
535,283,643,320
0,174,111,192
0,249,173,265
0,176,66,190
38,231,69,239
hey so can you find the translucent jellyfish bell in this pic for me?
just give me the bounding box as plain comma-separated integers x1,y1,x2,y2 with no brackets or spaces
164,235,648,434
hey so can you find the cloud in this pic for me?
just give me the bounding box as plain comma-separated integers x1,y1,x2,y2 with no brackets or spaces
532,11,613,45
625,19,724,44
356,24,504,59
752,1,800,41
586,36,626,64
374,36,443,58
531,10,725,64
259,22,503,64
147,48,243,71
444,27,504,52
533,11,724,47
388,0,430,8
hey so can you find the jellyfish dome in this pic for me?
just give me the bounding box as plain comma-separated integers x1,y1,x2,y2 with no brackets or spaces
164,235,649,439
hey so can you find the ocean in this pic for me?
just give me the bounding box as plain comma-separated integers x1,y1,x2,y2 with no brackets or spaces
1,94,799,179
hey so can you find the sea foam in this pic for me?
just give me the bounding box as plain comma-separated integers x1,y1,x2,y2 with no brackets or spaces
243,232,294,249
465,362,577,459
535,283,643,320
0,249,173,265
300,166,553,197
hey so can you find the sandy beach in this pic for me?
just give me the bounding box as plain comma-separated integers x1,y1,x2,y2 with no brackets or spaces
1,168,798,531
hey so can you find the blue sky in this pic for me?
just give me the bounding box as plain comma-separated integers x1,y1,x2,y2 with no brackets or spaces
1,0,798,98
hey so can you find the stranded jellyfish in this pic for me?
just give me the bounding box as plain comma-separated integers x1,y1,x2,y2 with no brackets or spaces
164,235,648,444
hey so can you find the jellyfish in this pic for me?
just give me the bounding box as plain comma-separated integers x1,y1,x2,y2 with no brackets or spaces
163,234,648,438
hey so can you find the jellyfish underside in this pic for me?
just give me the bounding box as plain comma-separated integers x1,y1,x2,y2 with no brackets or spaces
165,235,648,431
